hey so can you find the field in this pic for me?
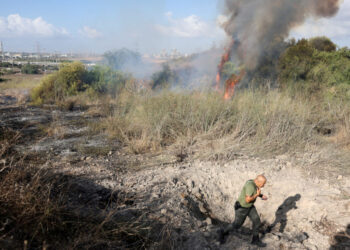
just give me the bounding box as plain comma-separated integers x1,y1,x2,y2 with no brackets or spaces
0,74,43,91
0,47,349,249
0,76,349,249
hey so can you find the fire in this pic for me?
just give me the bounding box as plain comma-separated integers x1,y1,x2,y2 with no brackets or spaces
215,72,221,90
224,70,245,100
216,40,234,91
216,39,245,99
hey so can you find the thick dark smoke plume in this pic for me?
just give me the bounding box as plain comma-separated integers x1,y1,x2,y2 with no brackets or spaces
222,0,343,69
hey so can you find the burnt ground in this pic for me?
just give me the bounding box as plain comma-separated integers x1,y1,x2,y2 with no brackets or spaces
0,92,349,250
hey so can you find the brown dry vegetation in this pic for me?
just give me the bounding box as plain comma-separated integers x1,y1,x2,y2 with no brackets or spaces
0,128,174,249
94,89,350,163
0,74,43,91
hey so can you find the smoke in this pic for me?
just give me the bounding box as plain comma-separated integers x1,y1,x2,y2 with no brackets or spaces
222,0,343,69
161,48,222,91
102,48,161,79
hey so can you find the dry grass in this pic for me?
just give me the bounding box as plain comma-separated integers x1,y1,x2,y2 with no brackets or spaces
326,100,350,149
0,74,43,91
0,128,172,249
0,127,21,159
0,166,160,249
96,89,350,158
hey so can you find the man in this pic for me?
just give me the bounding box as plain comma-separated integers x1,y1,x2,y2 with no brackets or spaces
229,175,268,247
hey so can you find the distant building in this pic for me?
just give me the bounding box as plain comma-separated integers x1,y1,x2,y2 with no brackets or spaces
170,49,181,59
13,53,23,59
150,49,186,60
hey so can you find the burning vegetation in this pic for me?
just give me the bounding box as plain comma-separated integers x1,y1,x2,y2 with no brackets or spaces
214,0,343,99
224,69,245,100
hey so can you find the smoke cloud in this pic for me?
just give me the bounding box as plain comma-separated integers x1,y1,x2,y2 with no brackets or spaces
222,0,343,69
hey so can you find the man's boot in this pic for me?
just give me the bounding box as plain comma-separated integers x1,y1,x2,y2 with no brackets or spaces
251,235,267,248
223,224,236,235
217,228,225,244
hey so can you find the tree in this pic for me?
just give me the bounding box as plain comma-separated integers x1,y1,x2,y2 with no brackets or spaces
151,64,177,90
21,63,40,74
102,48,142,71
278,39,315,83
309,36,336,52
277,38,350,97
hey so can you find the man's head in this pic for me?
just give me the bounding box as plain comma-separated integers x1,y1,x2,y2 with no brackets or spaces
254,175,267,188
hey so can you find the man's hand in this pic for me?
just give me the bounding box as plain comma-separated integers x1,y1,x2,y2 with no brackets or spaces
261,195,268,201
245,187,265,203
256,187,261,196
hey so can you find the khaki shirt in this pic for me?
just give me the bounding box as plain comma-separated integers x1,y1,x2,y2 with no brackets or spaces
237,180,257,208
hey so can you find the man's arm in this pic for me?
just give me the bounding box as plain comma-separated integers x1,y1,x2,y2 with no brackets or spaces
245,187,261,203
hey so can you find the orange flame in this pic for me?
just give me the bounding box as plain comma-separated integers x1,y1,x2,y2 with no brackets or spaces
224,70,245,100
216,40,234,91
215,72,221,90
216,39,245,99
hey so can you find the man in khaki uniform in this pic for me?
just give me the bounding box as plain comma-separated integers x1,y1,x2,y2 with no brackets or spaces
232,175,268,247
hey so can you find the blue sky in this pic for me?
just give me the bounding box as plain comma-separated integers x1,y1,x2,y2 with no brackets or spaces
0,0,350,54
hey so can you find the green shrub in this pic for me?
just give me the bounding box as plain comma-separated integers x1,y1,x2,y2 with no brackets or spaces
21,63,41,74
222,61,239,78
31,62,88,104
151,64,178,90
89,66,130,97
31,62,132,105
102,48,142,70
278,38,350,98
309,36,337,52
278,39,315,83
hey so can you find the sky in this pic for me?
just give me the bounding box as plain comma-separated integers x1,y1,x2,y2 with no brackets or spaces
0,0,350,54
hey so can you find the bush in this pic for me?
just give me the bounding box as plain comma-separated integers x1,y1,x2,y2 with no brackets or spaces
278,39,315,83
222,61,239,78
31,62,89,104
102,48,142,71
31,62,132,105
89,66,130,97
309,36,337,52
21,63,41,74
151,64,178,90
278,38,350,98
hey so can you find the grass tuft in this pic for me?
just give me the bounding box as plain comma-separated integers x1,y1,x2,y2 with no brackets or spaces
97,89,350,157
0,130,171,249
